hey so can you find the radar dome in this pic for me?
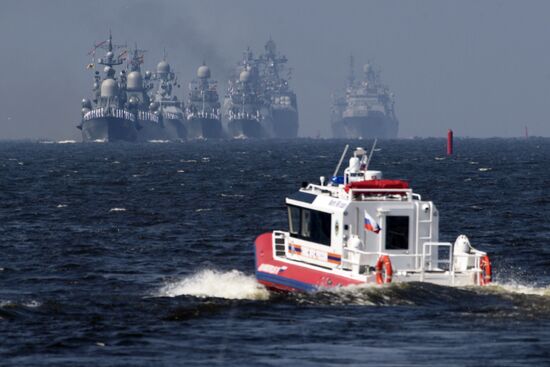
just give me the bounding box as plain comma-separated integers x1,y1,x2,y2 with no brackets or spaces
127,71,143,91
157,60,170,74
197,65,211,78
100,79,118,97
239,69,251,82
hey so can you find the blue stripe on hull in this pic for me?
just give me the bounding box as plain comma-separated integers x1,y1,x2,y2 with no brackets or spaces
256,271,317,292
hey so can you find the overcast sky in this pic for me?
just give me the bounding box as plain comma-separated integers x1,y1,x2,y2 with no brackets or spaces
1,0,550,139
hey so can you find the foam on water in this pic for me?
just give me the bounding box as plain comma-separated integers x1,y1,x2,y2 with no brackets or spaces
482,281,550,297
157,269,270,301
109,207,127,212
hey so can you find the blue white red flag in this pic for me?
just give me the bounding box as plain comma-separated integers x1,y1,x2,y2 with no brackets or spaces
364,211,381,233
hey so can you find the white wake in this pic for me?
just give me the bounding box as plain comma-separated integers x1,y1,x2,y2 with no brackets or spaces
157,269,270,301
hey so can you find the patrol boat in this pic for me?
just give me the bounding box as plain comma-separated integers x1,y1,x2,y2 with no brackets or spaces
79,33,138,142
224,49,268,138
254,145,492,292
150,58,187,140
124,46,168,142
185,63,223,139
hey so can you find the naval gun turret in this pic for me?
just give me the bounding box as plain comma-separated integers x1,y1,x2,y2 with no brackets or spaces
184,63,223,139
78,33,138,142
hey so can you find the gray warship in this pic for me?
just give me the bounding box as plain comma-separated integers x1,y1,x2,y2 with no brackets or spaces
78,34,138,142
150,58,187,140
224,49,268,139
185,63,223,139
331,57,398,139
124,46,169,142
257,39,299,138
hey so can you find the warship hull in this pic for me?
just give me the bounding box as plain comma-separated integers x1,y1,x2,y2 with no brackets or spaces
271,108,299,138
332,112,398,139
163,118,187,141
80,117,138,142
136,120,169,142
227,118,266,139
186,117,224,139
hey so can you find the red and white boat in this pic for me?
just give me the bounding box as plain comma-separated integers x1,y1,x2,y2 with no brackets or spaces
254,145,492,292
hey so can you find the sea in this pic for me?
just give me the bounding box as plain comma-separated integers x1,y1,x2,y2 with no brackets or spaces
0,138,549,366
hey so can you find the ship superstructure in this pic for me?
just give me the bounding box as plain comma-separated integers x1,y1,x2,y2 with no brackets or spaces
257,39,299,138
185,63,223,139
331,57,398,139
79,33,138,142
224,49,267,138
151,58,186,140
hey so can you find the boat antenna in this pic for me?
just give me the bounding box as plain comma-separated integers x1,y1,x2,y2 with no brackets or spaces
332,144,349,177
365,139,378,171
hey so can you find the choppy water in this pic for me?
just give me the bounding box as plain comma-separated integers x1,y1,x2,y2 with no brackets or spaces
0,138,549,366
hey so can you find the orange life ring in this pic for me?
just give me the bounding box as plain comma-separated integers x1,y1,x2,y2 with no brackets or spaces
479,255,492,286
375,255,393,284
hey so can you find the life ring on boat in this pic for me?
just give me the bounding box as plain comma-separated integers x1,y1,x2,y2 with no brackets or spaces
479,255,492,286
375,255,393,284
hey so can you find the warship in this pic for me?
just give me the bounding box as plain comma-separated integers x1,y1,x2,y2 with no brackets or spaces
224,49,269,138
331,57,398,139
78,34,138,142
124,46,169,142
185,63,223,139
150,58,187,140
257,39,299,138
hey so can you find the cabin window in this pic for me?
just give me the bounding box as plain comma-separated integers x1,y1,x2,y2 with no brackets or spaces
287,205,332,246
385,216,409,250
288,206,300,235
301,209,312,238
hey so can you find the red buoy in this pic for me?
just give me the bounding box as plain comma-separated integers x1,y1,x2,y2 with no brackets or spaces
447,129,453,155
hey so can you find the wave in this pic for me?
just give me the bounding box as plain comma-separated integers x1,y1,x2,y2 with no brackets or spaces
156,269,270,301
109,207,127,212
291,281,550,317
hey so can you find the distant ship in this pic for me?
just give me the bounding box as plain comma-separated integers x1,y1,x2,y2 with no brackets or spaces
331,57,398,139
257,39,299,138
124,46,169,142
185,63,223,139
151,58,187,140
224,49,267,138
79,33,138,142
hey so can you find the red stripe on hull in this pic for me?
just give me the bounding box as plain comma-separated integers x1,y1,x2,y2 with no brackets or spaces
255,232,364,292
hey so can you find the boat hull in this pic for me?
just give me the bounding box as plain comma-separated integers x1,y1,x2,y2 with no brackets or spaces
80,117,138,142
227,118,266,139
332,112,398,139
271,108,299,138
254,232,363,292
186,117,224,139
163,118,187,141
136,119,169,142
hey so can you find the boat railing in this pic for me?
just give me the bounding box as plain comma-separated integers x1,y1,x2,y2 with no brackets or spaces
343,243,486,286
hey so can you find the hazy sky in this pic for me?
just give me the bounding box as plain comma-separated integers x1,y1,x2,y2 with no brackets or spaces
1,0,550,139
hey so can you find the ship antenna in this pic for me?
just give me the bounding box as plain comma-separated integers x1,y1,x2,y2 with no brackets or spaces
348,54,355,87
332,144,349,178
365,139,378,171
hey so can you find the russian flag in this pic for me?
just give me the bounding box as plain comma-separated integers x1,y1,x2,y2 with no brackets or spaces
364,211,381,233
